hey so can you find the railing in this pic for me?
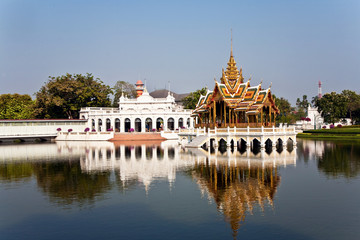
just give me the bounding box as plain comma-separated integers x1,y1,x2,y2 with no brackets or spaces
180,125,296,136
194,122,276,128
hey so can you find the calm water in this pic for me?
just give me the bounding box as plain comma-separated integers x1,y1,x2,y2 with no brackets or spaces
0,139,359,240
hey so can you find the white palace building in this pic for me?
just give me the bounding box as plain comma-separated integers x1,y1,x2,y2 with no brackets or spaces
80,80,193,133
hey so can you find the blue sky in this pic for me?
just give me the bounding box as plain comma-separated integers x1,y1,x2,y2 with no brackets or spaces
1,0,359,104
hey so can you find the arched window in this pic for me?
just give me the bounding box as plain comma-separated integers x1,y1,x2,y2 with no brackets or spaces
167,118,174,130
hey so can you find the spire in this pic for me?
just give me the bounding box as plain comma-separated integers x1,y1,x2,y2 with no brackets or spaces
231,28,233,57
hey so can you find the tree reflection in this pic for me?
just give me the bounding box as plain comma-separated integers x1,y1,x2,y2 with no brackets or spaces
33,161,112,206
191,162,280,238
317,141,360,178
0,162,34,183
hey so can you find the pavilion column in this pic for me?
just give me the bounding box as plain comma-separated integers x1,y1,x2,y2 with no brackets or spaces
270,106,272,126
213,101,216,127
224,104,227,127
261,108,263,126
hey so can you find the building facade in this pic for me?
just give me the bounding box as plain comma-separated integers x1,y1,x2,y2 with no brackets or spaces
80,84,193,133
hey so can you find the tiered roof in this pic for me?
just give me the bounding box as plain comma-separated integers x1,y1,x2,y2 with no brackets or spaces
193,50,279,115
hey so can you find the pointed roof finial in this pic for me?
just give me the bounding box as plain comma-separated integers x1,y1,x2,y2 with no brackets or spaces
230,28,233,57
269,82,272,89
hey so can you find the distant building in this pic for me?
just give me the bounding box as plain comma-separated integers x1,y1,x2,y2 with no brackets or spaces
80,80,193,132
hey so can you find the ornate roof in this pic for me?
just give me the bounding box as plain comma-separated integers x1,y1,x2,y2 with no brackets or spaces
193,48,279,116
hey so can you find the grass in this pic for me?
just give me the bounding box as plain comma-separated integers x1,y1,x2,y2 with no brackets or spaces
298,126,360,140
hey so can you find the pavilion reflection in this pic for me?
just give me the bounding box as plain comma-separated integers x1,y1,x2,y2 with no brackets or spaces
186,147,296,237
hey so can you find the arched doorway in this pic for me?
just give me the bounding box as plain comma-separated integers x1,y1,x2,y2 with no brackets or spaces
135,118,142,132
125,118,131,132
187,118,191,128
98,119,102,132
167,118,174,130
115,118,120,132
145,118,153,132
92,119,95,131
106,118,111,131
178,118,183,129
156,118,163,131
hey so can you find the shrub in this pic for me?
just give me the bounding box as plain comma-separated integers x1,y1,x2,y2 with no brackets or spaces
337,124,342,128
152,128,156,132
91,129,96,132
181,126,185,129
56,128,61,131
107,128,113,131
305,117,311,122
330,124,335,129
68,129,73,132
84,127,90,132
129,128,134,132
322,126,326,129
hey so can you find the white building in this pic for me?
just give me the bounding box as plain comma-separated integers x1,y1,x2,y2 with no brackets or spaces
80,81,193,133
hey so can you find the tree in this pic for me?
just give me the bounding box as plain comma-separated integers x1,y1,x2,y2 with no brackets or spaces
295,95,309,119
0,94,34,119
273,95,296,124
313,92,348,124
341,90,360,124
34,73,112,119
112,81,137,106
182,88,207,109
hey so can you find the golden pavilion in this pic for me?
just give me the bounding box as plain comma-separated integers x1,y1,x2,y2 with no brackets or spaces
193,46,279,129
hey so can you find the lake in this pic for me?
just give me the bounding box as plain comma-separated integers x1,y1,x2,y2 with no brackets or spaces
0,139,359,240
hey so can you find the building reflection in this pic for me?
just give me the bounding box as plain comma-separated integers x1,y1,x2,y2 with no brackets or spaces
0,140,296,234
77,141,194,191
298,139,360,178
185,147,296,237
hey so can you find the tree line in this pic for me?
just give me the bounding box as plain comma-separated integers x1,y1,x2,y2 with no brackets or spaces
1,73,359,124
0,73,137,119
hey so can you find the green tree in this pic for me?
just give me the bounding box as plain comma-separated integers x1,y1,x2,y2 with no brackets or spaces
313,92,348,124
341,90,360,124
182,87,207,109
0,94,34,119
34,73,112,119
295,95,309,119
273,95,296,124
112,81,137,106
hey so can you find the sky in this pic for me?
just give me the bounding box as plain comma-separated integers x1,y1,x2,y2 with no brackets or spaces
1,0,359,105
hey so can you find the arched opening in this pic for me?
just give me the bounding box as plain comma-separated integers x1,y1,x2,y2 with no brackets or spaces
178,118,184,129
115,147,120,159
156,118,163,131
218,138,227,154
187,118,191,128
167,118,174,130
145,118,153,132
252,138,261,154
106,149,111,160
106,118,111,131
239,139,247,154
277,138,283,153
125,146,131,160
125,118,131,132
135,146,142,160
98,119,102,132
146,146,152,160
265,139,273,154
168,148,175,160
156,147,164,160
115,118,120,132
92,119,95,131
135,118,142,132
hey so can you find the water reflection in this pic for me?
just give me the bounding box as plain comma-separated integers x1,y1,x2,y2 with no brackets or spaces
298,139,360,178
3,140,359,238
